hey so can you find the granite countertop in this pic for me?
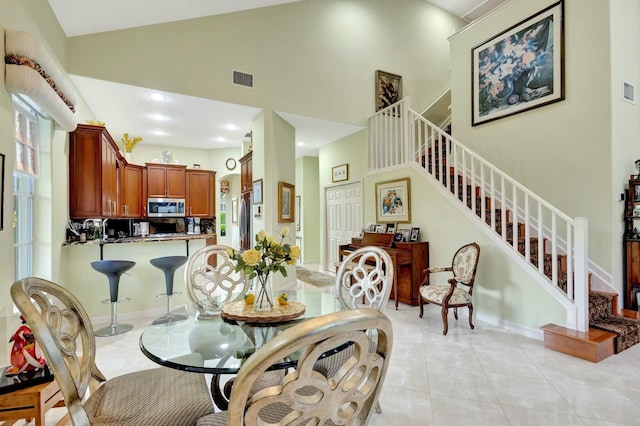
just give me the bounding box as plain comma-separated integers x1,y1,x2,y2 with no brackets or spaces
64,233,216,246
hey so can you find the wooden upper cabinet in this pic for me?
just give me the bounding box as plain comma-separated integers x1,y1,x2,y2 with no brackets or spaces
122,164,144,218
146,163,186,199
240,151,252,193
69,124,122,219
186,169,216,217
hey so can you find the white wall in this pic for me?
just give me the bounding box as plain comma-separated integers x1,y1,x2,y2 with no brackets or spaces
610,0,640,299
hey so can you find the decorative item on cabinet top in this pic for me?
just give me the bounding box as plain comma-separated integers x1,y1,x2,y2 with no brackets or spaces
121,133,142,153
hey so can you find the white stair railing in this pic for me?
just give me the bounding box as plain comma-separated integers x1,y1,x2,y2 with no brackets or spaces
368,97,589,332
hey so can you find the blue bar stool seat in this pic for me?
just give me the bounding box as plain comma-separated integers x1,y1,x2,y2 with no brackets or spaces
150,255,189,325
90,260,136,337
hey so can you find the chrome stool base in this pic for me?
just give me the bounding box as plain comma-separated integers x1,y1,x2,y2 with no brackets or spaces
152,313,188,325
95,323,134,337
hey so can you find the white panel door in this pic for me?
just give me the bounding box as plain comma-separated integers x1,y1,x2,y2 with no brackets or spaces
325,182,363,272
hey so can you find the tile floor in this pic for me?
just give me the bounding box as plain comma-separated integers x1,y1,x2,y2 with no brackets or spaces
13,276,640,426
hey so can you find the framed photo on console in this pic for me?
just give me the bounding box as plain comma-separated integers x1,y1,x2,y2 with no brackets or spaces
410,227,420,242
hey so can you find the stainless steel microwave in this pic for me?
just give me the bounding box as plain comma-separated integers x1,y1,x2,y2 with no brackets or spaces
147,198,186,217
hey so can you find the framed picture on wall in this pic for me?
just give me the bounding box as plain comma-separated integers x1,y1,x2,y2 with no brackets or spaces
253,179,263,205
332,163,349,182
471,1,564,126
231,197,238,224
375,177,411,223
375,70,402,112
278,181,295,223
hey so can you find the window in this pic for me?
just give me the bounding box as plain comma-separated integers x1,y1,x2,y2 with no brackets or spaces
13,97,38,280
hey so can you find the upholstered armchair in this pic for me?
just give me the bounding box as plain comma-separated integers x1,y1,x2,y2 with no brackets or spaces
196,308,393,426
11,277,214,425
418,242,480,335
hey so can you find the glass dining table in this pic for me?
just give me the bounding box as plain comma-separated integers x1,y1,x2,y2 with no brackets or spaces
139,290,342,409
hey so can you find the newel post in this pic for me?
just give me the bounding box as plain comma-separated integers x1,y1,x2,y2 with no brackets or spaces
573,217,589,332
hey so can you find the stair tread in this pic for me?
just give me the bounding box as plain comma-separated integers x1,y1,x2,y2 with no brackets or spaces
541,323,616,343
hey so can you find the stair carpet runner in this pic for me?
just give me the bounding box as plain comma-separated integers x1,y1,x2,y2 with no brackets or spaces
424,138,640,354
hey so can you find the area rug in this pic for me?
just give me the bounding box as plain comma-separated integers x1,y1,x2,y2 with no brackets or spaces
296,266,335,287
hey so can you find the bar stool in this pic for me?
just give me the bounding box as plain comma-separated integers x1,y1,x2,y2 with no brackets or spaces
90,260,136,337
150,255,188,325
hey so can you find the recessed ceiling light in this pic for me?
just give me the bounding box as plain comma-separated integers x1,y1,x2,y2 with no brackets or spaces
225,124,238,130
149,113,168,121
216,137,226,142
297,141,305,146
150,129,167,136
149,93,166,102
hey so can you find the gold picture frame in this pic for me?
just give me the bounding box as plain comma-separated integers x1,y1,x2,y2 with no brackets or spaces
278,181,295,223
375,177,411,223
375,70,402,112
332,163,349,183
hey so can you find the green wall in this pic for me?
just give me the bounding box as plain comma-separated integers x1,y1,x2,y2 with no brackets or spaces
450,0,621,291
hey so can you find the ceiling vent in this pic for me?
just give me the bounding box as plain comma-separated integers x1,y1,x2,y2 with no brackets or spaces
233,70,254,88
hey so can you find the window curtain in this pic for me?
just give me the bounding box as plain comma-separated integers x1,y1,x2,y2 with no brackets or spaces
4,29,78,131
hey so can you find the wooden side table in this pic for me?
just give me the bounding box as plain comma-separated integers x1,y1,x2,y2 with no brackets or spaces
0,379,65,426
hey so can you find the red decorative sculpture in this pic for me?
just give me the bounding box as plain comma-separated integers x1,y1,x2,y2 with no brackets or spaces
8,315,46,375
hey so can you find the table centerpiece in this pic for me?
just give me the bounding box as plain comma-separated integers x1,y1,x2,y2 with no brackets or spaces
228,227,300,311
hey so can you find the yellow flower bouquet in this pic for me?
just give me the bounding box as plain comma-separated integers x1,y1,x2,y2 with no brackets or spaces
228,227,300,310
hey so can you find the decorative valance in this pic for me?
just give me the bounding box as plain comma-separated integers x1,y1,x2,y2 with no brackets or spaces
4,29,78,131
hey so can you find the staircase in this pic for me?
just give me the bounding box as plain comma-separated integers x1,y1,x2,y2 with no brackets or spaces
369,96,589,331
368,97,640,360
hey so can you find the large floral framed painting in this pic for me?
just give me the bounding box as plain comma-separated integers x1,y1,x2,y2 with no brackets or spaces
472,1,564,126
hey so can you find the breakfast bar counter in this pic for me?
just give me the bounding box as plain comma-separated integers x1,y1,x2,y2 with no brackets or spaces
60,234,217,319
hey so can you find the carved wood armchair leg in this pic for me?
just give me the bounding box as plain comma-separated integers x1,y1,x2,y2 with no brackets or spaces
418,294,424,318
454,307,459,320
441,306,449,335
468,304,475,330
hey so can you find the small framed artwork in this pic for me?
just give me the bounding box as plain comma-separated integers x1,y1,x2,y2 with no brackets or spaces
385,222,396,234
231,198,238,224
376,177,411,223
375,70,402,111
332,163,349,183
401,229,410,242
472,1,564,126
410,227,420,242
253,179,263,205
278,181,295,223
393,231,403,242
376,225,385,233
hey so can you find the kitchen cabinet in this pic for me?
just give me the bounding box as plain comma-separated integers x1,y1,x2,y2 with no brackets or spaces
240,151,252,193
186,169,216,217
69,124,122,219
121,164,145,218
146,163,186,199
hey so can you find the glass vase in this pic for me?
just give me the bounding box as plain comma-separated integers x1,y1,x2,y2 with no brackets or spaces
253,274,274,311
